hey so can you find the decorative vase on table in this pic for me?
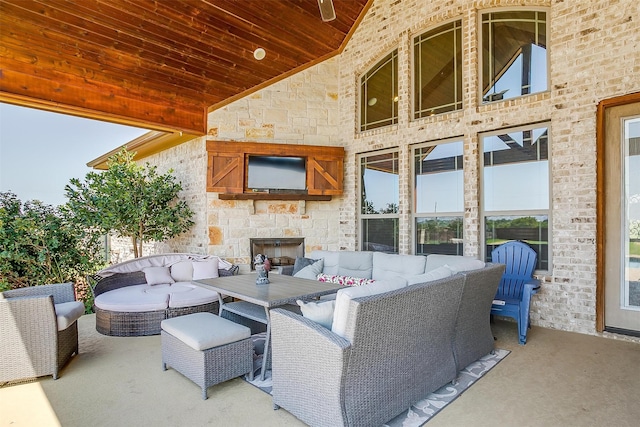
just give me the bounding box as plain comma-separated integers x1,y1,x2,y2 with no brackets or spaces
254,254,270,285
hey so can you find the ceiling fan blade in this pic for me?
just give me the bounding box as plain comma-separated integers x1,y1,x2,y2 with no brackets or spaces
317,0,336,22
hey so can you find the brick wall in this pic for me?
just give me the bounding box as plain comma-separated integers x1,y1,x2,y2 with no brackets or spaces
130,0,640,340
336,0,639,339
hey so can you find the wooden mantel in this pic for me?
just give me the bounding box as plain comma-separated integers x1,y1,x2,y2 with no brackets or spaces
206,141,344,200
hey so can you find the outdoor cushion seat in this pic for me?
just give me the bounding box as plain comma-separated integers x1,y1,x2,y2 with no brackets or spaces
161,312,250,351
94,283,219,312
167,283,220,308
55,301,85,331
372,252,427,281
94,284,170,312
161,312,253,399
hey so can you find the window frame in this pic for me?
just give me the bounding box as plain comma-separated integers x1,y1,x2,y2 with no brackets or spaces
411,137,465,256
412,19,464,119
359,49,399,132
480,122,553,273
358,148,400,253
478,7,550,105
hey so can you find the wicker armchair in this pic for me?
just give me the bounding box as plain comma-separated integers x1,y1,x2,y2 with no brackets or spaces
0,283,83,383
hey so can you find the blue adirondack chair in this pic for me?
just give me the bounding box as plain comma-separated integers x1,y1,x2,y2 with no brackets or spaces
491,241,541,345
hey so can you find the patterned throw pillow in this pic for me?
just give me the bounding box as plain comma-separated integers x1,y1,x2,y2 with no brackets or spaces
317,273,375,287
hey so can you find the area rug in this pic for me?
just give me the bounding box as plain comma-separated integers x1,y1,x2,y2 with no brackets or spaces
245,334,509,426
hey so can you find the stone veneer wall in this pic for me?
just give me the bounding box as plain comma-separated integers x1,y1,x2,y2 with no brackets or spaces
108,59,344,269
121,0,640,341
204,57,343,272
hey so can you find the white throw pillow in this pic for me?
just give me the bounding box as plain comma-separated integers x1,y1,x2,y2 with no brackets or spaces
142,266,175,286
332,279,406,339
192,259,219,280
406,265,454,286
296,299,335,329
293,259,324,280
170,260,194,282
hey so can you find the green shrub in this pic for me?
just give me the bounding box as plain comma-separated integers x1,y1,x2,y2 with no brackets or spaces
0,191,105,312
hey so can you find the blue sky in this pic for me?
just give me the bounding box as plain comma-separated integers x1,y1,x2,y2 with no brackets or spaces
0,103,149,206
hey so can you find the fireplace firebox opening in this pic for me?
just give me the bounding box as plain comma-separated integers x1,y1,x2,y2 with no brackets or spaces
250,238,304,270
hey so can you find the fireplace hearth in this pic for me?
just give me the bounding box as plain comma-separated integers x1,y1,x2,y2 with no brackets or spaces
250,238,304,270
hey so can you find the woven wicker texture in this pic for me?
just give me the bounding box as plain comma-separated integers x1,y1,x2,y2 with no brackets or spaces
1,283,79,383
161,330,253,399
270,275,466,427
453,263,505,370
92,261,237,337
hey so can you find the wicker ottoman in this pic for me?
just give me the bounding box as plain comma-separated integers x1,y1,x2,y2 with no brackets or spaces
161,312,253,399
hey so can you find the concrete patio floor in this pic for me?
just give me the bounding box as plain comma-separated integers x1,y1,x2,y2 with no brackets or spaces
1,314,639,427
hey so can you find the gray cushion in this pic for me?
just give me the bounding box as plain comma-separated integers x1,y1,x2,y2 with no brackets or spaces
170,261,194,282
406,265,454,285
372,252,427,280
296,299,335,329
293,259,324,280
167,282,219,308
161,312,250,351
308,250,340,275
332,278,406,339
192,259,219,280
337,251,374,278
426,254,485,273
142,266,175,285
292,257,319,276
94,284,170,312
54,301,85,331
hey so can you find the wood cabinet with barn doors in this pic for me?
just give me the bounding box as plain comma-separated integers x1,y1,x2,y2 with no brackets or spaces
206,141,344,200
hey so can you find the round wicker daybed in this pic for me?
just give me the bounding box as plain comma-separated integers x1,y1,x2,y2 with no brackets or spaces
91,253,238,337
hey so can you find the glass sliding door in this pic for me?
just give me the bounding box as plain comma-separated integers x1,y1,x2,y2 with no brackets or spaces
603,99,640,335
622,117,640,311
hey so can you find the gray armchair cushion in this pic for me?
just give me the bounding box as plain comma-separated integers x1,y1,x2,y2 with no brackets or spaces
55,301,85,331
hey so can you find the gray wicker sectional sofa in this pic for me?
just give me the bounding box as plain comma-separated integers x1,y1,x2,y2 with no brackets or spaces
91,253,238,337
272,253,505,427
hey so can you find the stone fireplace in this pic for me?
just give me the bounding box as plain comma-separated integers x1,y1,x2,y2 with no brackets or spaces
250,238,304,271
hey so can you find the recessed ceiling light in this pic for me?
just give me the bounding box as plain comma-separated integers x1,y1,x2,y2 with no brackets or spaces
368,97,377,106
253,48,266,60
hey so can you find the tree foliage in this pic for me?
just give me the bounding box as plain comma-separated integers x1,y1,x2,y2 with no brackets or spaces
0,191,104,297
64,148,194,258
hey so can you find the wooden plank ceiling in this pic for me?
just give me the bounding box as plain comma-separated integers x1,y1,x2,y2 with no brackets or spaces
0,0,371,134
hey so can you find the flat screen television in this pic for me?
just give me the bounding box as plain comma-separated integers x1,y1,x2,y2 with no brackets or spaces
247,155,307,191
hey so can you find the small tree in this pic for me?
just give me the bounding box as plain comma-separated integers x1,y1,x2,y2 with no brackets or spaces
65,148,194,258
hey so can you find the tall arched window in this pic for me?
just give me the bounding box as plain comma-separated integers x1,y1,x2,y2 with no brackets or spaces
414,21,463,118
360,50,398,131
481,10,548,103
